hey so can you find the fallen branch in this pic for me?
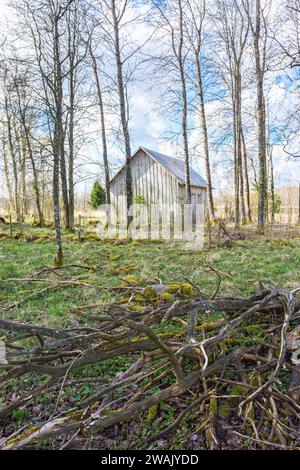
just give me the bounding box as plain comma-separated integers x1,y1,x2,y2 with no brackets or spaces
0,268,300,450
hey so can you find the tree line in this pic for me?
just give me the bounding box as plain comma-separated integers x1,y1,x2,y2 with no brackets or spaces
0,0,299,261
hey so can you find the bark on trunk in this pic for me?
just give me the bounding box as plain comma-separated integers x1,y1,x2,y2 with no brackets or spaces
195,52,215,220
268,148,275,225
254,0,267,233
5,96,21,222
90,46,110,205
53,14,64,262
68,109,75,231
55,19,69,230
2,129,14,213
68,59,75,231
59,129,70,229
16,86,44,226
24,129,44,226
241,129,252,222
232,91,240,228
236,70,246,225
111,0,132,230
177,0,191,204
20,134,29,216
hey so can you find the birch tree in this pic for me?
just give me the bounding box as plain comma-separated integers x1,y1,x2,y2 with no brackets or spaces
214,0,249,227
94,0,134,226
242,0,268,233
92,0,153,228
17,0,76,262
13,71,44,226
152,0,192,203
89,43,110,205
1,67,21,222
186,0,216,218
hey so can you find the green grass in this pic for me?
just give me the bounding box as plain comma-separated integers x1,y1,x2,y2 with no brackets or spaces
1,230,300,448
1,233,300,328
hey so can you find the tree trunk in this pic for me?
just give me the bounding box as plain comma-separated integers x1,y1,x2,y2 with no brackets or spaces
20,134,29,216
236,69,246,225
111,0,132,230
5,96,21,222
53,15,64,263
22,124,44,226
59,129,70,229
268,148,275,225
195,52,216,220
177,0,191,204
241,129,252,222
232,91,240,229
16,85,44,226
13,118,28,217
68,57,75,231
53,133,63,264
254,0,267,233
90,46,110,205
2,129,14,213
298,183,300,226
68,110,75,231
55,21,69,230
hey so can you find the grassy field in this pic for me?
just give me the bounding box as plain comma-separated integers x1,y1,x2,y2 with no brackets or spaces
1,233,300,326
0,229,300,449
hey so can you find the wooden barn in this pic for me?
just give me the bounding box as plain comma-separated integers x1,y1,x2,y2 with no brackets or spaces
110,147,207,216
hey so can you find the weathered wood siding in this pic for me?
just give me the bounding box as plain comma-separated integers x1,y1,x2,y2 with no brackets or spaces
110,149,207,227
178,184,207,204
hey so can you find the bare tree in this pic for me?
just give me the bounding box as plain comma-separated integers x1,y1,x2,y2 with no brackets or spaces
214,0,249,227
13,71,44,226
89,43,110,205
243,0,268,233
2,69,21,222
1,127,14,213
64,0,90,230
241,129,252,221
277,0,300,68
18,0,77,262
92,0,154,228
276,1,300,159
65,4,77,231
96,0,134,226
186,0,216,218
152,0,192,203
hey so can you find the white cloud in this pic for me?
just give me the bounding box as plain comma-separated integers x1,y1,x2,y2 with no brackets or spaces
0,0,299,198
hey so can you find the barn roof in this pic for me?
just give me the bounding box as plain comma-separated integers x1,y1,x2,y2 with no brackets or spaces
110,147,207,188
142,148,207,188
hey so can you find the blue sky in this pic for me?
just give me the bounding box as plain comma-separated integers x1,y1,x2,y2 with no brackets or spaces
0,0,299,199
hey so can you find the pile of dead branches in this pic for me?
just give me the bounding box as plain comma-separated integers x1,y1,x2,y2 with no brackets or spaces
1,265,300,450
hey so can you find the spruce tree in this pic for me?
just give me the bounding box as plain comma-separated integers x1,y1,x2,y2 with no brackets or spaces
90,181,106,209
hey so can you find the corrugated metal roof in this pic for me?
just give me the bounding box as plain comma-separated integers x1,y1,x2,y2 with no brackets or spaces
142,147,207,188
110,147,207,188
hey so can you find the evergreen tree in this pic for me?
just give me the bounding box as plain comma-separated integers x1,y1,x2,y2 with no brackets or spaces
90,181,106,209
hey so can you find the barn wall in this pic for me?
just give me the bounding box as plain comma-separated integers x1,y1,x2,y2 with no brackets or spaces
110,166,127,225
109,149,207,235
178,184,207,205
110,149,181,221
